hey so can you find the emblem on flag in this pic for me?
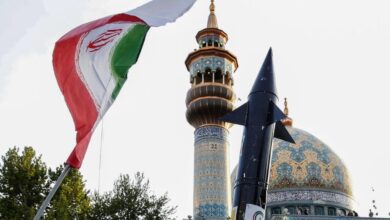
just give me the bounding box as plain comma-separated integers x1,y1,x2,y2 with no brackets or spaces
87,29,123,52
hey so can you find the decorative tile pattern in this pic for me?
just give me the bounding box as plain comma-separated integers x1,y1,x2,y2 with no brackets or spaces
195,126,228,143
269,127,352,196
231,127,354,210
190,56,233,77
267,190,354,209
194,126,231,220
197,204,228,219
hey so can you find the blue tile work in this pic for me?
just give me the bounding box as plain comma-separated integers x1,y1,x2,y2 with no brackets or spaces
269,127,352,196
190,56,234,76
231,127,354,211
194,126,230,220
195,126,228,143
267,190,354,210
198,204,228,218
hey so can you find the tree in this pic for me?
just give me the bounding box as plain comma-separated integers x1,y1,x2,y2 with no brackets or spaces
46,164,92,220
0,147,92,220
90,172,176,220
0,147,50,220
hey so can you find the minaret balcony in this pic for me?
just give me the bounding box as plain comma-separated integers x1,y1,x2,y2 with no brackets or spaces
185,47,238,74
186,83,235,128
186,83,235,106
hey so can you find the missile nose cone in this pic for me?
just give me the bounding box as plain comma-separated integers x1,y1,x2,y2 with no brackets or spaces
250,47,277,96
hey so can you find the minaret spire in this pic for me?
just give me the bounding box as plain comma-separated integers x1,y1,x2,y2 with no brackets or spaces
282,97,293,126
207,0,218,28
284,97,289,116
210,0,215,12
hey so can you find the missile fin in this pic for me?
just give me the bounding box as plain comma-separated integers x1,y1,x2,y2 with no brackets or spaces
219,102,248,126
267,101,286,125
274,121,295,144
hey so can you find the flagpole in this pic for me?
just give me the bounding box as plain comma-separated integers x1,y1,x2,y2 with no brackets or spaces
33,164,71,220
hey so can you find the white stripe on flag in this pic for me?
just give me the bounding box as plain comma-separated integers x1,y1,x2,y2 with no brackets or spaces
76,23,135,110
127,0,197,27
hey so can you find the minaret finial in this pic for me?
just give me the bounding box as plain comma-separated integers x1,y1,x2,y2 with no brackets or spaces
207,0,218,28
284,97,289,116
210,0,215,13
282,97,293,127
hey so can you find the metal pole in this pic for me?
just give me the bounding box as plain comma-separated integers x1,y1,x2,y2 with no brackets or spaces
33,164,71,220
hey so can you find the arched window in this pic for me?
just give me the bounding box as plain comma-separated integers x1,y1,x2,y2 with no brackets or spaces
214,68,223,83
299,206,310,215
328,207,336,216
315,206,325,215
208,39,212,47
286,206,296,215
195,72,202,85
214,40,219,47
271,207,281,215
204,67,212,82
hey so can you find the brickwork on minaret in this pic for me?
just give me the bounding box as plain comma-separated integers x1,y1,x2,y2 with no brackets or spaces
185,1,238,219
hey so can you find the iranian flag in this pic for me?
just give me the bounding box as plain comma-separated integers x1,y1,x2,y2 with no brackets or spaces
53,0,196,169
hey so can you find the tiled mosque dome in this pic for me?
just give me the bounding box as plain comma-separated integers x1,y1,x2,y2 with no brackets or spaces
231,99,355,215
231,127,355,213
269,126,352,196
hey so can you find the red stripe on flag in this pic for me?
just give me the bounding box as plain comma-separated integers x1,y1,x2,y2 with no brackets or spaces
53,14,145,169
53,31,98,169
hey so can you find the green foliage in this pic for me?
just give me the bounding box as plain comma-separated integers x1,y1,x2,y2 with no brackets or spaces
0,147,175,220
0,147,92,220
0,147,50,220
46,165,92,220
90,172,177,220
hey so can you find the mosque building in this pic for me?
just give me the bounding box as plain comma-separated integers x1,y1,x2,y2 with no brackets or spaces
266,99,354,218
185,1,388,219
231,99,358,219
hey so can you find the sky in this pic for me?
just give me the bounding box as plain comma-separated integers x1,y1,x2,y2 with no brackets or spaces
1,0,390,218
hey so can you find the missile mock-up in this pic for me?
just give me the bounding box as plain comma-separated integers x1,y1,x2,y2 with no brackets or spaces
220,48,295,220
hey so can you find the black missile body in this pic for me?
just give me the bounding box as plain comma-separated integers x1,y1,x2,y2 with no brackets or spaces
220,48,295,219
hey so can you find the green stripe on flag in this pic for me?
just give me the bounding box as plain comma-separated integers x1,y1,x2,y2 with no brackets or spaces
111,24,150,100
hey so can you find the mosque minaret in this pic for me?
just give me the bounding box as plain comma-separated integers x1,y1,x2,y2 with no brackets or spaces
184,0,238,219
